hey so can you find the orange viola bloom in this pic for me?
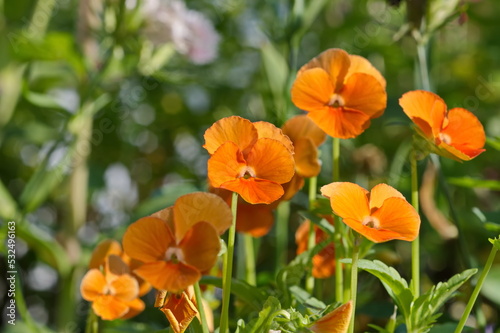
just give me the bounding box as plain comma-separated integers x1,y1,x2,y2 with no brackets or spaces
309,301,353,333
204,116,295,204
80,254,142,320
321,182,420,243
291,48,387,139
122,192,232,293
399,90,486,161
295,218,335,279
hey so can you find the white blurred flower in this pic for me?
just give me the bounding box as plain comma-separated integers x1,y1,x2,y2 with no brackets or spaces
142,0,220,64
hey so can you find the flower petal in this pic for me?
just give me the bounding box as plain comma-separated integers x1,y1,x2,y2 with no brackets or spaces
160,292,198,333
235,203,275,237
294,137,321,178
372,197,421,242
341,73,387,118
341,217,400,243
369,183,405,211
320,182,370,221
110,274,139,302
440,107,486,159
281,174,305,201
309,301,353,333
121,298,145,319
307,106,371,139
253,121,294,153
92,295,130,321
151,206,175,231
89,239,122,269
399,90,445,138
221,178,284,204
247,138,295,184
299,48,351,91
282,115,327,147
207,141,247,187
346,54,386,88
173,192,232,242
106,254,130,283
179,222,220,273
203,116,258,155
291,68,334,112
80,269,107,301
123,217,175,263
134,261,200,293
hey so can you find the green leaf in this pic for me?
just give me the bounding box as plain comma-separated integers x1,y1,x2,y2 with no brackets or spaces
288,285,326,310
299,211,335,236
344,259,413,320
486,137,500,151
200,276,267,311
0,64,26,127
428,323,474,333
447,177,500,190
24,89,69,111
410,268,477,332
427,0,461,35
240,296,282,333
0,178,18,220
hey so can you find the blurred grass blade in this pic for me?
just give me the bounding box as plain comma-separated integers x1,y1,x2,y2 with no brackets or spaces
447,177,500,190
0,64,27,127
0,178,19,220
261,42,289,121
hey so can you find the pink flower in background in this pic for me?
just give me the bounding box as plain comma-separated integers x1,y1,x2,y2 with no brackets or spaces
143,0,220,64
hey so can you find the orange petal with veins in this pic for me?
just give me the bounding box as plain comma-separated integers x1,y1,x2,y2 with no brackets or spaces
282,115,326,147
346,54,386,88
399,90,444,139
307,106,371,139
134,261,200,293
369,183,405,211
179,222,221,273
110,274,139,302
160,292,198,333
92,295,130,321
253,121,294,153
246,138,295,184
298,48,350,91
203,116,258,155
309,301,353,333
80,269,107,301
89,239,122,269
207,142,247,187
221,178,284,204
341,73,387,119
123,217,175,263
371,197,420,242
321,182,370,222
291,68,334,113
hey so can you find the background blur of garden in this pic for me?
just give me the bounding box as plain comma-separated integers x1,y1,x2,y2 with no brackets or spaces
1,0,500,332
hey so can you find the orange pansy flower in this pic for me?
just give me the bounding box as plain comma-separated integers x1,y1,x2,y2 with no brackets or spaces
80,254,141,320
399,90,486,161
122,192,232,293
321,182,420,243
204,116,295,204
291,48,387,139
309,301,353,333
295,218,335,279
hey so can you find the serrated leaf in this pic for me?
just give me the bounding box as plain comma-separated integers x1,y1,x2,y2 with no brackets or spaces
240,296,282,333
289,285,326,310
410,268,477,332
343,259,413,319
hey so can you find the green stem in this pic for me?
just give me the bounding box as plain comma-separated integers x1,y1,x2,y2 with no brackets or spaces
194,282,210,333
275,200,290,275
14,268,38,332
454,244,498,333
85,306,99,333
410,149,420,298
332,137,344,303
219,192,238,333
244,234,256,285
348,234,361,333
306,176,318,294
416,41,431,91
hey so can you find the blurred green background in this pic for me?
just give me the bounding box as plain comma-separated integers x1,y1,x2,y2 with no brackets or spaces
0,0,500,332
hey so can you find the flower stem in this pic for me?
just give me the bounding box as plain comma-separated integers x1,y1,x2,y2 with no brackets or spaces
219,192,238,333
85,306,98,333
244,233,256,285
454,243,498,333
194,282,210,333
306,176,318,294
416,41,431,91
332,137,344,303
348,233,361,333
276,200,290,275
410,149,420,298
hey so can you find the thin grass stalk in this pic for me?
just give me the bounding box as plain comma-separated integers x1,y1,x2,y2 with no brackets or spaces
332,137,344,302
348,234,361,333
276,200,291,275
454,244,498,333
244,234,256,285
194,282,210,333
219,192,239,333
410,149,420,297
306,176,317,294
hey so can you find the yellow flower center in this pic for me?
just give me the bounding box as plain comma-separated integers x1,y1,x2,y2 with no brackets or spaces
328,94,345,107
438,132,452,145
103,284,116,296
362,216,380,229
165,247,184,264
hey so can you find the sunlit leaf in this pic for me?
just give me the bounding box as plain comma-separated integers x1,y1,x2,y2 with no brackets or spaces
427,0,461,35
447,177,500,190
239,296,282,333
